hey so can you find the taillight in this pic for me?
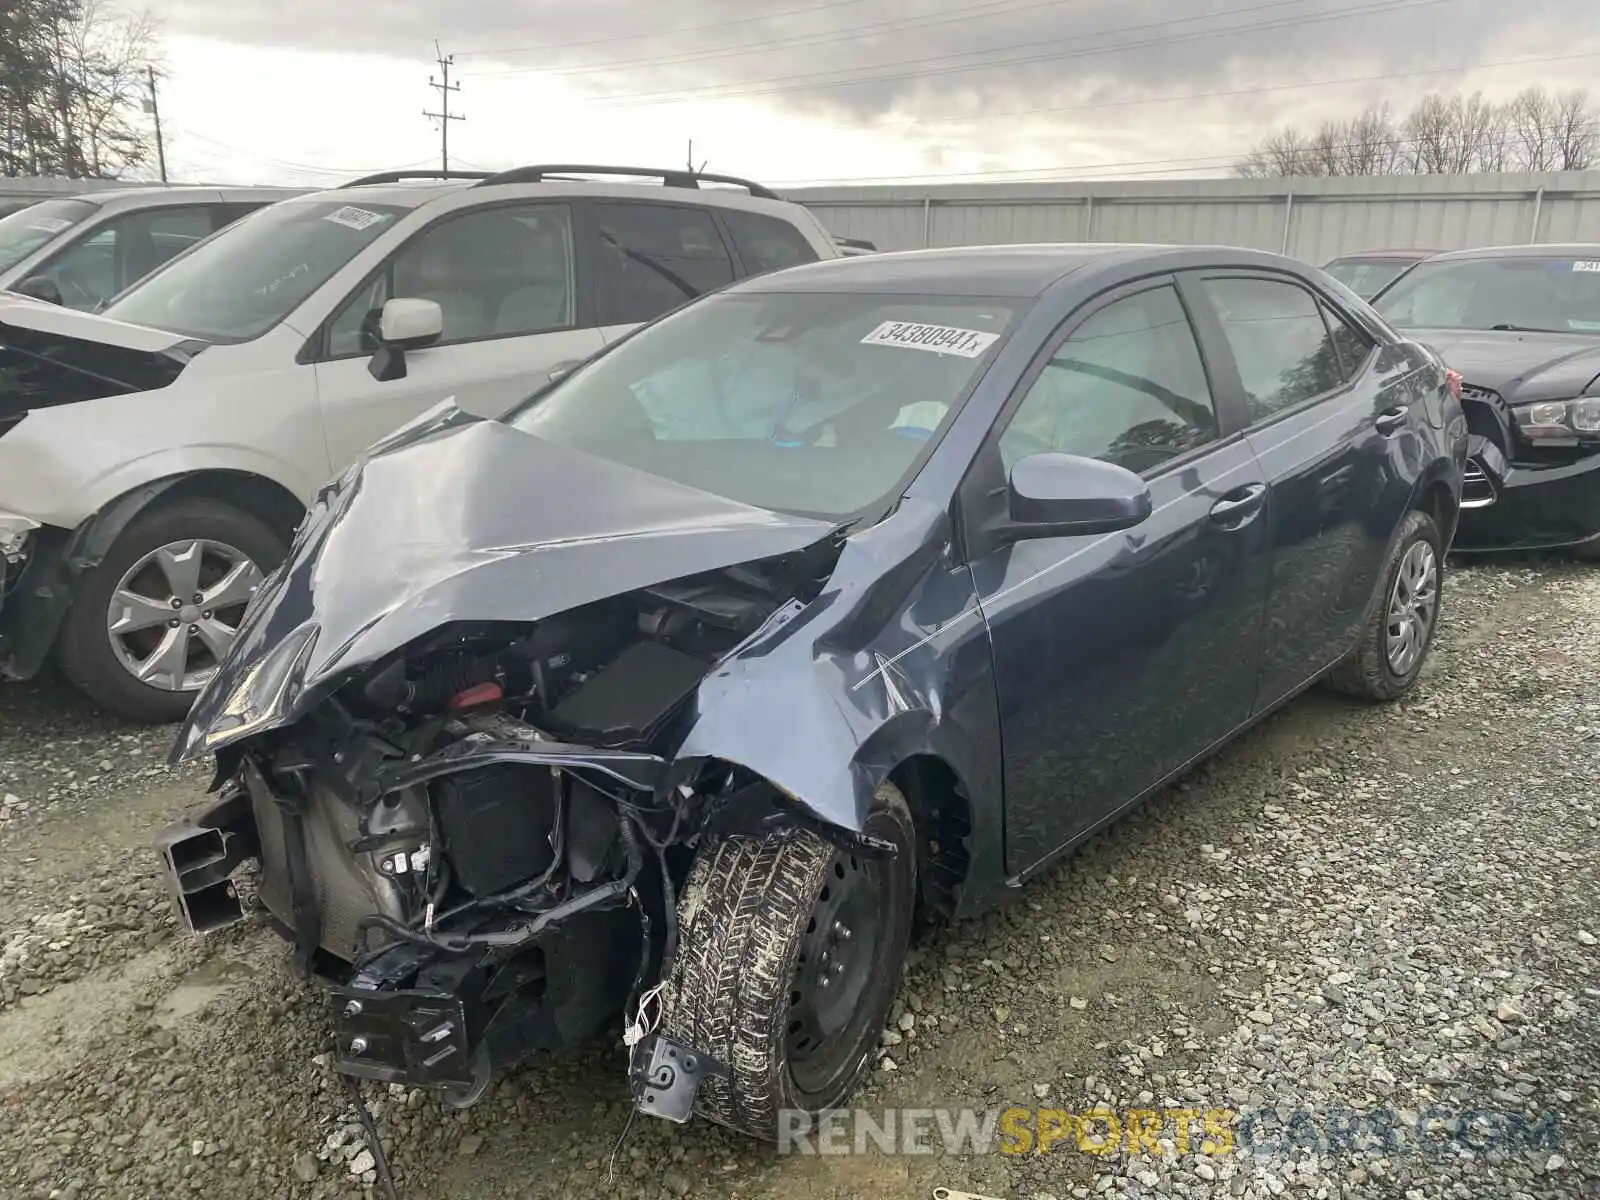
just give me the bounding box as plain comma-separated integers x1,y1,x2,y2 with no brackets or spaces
1444,368,1463,400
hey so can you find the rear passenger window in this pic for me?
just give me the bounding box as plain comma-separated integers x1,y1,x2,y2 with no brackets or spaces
592,203,735,326
1320,300,1375,382
1200,277,1344,421
720,209,818,276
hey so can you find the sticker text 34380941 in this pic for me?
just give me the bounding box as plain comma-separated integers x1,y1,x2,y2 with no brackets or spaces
860,320,1000,358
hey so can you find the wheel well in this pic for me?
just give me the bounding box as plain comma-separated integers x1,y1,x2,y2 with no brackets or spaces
1419,477,1456,548
888,755,973,924
145,472,306,545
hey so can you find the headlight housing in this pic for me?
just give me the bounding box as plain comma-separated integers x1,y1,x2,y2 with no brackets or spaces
0,513,40,564
1512,396,1600,444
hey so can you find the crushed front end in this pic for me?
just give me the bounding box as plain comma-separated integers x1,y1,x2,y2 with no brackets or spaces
153,542,841,1106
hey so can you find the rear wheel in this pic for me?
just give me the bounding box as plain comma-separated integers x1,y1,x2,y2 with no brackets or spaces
56,498,286,724
1325,508,1443,702
661,782,916,1140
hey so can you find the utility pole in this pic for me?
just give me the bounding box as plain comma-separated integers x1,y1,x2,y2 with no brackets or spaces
424,41,462,173
145,66,167,183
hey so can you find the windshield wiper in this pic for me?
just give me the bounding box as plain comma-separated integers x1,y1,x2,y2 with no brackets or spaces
1489,323,1565,333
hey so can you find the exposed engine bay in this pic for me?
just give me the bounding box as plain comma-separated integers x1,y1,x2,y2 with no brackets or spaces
157,538,853,1104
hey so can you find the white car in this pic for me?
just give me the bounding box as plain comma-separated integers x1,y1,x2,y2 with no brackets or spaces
0,165,843,722
0,186,298,311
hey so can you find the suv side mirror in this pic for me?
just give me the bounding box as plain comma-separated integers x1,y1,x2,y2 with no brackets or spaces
13,276,63,305
369,297,444,382
1002,452,1153,541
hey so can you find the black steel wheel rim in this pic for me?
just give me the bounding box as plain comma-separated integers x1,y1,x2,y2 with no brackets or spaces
784,810,911,1099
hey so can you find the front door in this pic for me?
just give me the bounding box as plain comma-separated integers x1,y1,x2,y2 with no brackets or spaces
311,200,604,469
1183,271,1425,709
961,280,1274,874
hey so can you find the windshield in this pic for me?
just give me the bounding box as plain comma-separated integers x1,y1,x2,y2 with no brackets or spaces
1323,257,1417,299
1374,254,1600,334
102,198,409,341
507,290,1020,518
0,199,97,274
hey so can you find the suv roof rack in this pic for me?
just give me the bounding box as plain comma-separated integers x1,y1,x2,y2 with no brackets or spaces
342,169,495,188
472,164,781,200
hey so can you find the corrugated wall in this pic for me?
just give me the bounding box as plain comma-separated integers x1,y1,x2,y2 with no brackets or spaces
789,171,1600,264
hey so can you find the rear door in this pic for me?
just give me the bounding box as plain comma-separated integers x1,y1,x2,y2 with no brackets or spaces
309,199,604,467
961,278,1273,873
1181,270,1426,710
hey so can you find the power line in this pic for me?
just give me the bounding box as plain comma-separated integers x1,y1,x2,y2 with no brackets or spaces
789,48,1600,140
452,0,876,60
513,0,1459,108
144,66,167,184
424,40,464,172
463,0,1132,80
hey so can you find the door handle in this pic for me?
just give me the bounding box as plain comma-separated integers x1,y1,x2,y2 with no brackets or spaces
1374,405,1409,436
1210,482,1267,527
548,359,581,382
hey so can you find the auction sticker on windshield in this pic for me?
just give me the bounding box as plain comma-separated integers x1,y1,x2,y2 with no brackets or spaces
324,205,389,232
1572,261,1600,272
861,320,1000,358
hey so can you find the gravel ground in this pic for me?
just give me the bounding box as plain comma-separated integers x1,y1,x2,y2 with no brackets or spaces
0,558,1596,1200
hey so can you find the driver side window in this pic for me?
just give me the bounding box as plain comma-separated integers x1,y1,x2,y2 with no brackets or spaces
1000,285,1218,475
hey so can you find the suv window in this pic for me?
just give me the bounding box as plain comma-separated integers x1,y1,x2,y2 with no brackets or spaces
720,209,819,276
1000,285,1218,476
593,202,734,326
1200,277,1345,421
326,202,575,357
34,206,215,310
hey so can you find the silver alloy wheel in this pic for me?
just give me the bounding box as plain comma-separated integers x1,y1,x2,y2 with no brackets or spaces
1384,539,1438,676
105,539,265,693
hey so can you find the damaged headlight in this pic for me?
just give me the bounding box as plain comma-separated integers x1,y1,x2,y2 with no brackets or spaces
189,622,319,756
0,513,39,564
1513,397,1600,444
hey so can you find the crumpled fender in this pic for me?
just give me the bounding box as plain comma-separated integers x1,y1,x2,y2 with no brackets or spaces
675,495,985,835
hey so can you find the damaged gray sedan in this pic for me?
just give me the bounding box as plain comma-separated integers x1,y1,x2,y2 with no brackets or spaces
155,244,1465,1142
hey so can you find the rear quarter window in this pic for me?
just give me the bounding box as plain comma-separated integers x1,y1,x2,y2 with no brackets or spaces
720,209,820,277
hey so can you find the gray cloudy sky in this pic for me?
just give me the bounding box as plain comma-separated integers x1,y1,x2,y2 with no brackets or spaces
144,0,1600,186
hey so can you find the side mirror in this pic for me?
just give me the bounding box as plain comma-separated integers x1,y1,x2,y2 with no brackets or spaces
368,297,444,382
13,276,63,305
1003,452,1153,541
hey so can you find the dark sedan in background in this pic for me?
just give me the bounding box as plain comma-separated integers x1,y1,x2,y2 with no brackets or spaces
1373,243,1600,558
155,243,1465,1148
1324,248,1437,299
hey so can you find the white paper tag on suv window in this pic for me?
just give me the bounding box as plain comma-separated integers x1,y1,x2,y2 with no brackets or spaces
861,320,999,358
26,217,72,234
1572,261,1600,272
324,205,387,231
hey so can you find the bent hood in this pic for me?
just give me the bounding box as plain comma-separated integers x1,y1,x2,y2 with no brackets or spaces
0,297,209,426
1409,328,1600,403
172,406,837,762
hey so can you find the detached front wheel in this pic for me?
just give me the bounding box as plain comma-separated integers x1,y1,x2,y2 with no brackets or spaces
662,782,917,1141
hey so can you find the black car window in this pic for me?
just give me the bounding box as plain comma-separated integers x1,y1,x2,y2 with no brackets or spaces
33,205,215,310
1320,299,1376,382
592,202,735,326
1201,277,1345,422
1000,285,1218,476
720,209,819,276
1323,258,1414,299
326,202,575,356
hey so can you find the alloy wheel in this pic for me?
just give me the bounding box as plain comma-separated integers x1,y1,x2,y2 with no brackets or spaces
1385,539,1438,676
105,538,264,692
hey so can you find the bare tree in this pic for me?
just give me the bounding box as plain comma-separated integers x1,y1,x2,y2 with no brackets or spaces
1552,87,1597,169
1235,86,1597,178
0,0,158,178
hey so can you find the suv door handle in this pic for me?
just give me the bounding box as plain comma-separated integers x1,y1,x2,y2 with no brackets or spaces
1375,406,1409,436
1210,483,1267,527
